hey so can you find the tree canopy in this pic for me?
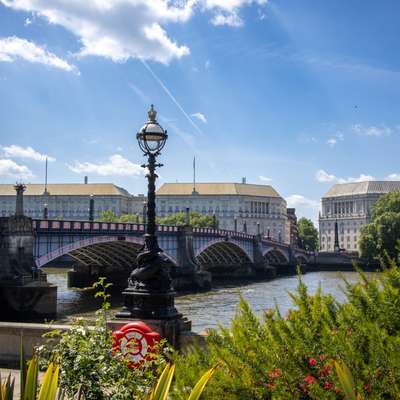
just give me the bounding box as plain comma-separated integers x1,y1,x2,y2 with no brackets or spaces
297,217,319,251
359,191,400,263
157,211,217,228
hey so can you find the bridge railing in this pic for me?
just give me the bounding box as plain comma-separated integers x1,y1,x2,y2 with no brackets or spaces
33,219,270,242
192,227,254,240
32,219,179,233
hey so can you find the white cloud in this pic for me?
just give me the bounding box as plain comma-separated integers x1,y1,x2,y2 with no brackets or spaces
205,59,211,69
315,169,337,183
286,194,319,210
191,112,207,124
0,159,33,179
327,132,344,147
67,154,144,177
259,175,272,182
386,173,400,181
1,145,55,162
0,36,79,74
1,1,266,64
315,169,375,184
0,1,193,65
327,138,337,147
24,17,32,26
286,194,320,225
352,123,393,137
205,0,267,26
211,12,243,27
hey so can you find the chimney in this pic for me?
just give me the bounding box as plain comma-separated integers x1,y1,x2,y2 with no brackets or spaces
84,176,88,184
242,177,246,184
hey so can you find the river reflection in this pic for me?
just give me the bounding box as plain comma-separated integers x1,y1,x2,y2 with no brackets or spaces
44,268,367,333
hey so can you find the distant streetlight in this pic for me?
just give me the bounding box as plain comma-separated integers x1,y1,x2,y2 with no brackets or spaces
43,203,48,220
89,195,94,222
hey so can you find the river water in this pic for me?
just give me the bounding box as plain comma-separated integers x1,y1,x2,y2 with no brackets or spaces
43,268,367,333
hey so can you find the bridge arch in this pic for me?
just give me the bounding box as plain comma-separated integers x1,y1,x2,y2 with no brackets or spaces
195,238,253,271
263,248,289,265
35,235,178,269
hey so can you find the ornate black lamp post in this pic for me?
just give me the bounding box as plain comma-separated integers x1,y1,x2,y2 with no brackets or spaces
117,105,179,320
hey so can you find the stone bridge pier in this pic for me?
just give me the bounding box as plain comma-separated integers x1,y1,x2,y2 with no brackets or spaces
0,185,56,321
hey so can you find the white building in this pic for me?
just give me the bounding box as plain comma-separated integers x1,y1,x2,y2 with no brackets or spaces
319,181,400,252
156,182,289,242
0,183,146,220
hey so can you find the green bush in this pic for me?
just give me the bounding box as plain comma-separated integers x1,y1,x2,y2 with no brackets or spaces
39,278,168,400
172,261,400,399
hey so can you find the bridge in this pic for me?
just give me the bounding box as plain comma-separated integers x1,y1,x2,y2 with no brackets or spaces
0,210,311,320
32,219,311,287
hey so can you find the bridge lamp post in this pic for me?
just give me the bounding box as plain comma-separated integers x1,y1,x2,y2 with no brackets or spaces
88,195,94,222
117,104,179,320
43,203,48,220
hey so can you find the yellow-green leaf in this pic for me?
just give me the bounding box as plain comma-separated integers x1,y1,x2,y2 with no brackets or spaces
24,356,38,400
187,364,219,400
149,362,176,400
334,361,358,400
38,363,59,400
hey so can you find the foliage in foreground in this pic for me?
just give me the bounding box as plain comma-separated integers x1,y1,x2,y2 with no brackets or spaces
172,260,400,399
359,191,400,263
39,278,168,400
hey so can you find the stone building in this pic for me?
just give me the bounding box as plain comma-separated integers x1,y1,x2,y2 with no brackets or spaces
319,181,400,252
286,208,299,246
156,182,289,242
0,183,146,220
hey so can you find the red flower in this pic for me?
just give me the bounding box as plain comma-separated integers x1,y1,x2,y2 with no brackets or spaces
334,387,342,394
304,375,317,385
318,365,333,377
268,368,282,380
324,381,333,390
308,357,317,366
319,354,327,362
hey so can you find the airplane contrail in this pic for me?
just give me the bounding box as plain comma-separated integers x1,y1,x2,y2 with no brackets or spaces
140,59,203,136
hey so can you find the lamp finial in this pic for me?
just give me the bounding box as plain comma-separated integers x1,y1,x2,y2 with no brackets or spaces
148,104,157,121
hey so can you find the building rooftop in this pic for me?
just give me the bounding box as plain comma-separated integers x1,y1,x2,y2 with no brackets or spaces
156,183,282,198
0,183,132,197
323,181,400,198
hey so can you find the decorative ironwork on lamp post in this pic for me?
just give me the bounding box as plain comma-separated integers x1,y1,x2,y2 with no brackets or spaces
117,105,179,320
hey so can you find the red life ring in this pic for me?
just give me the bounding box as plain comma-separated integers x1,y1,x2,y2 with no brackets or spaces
112,322,161,368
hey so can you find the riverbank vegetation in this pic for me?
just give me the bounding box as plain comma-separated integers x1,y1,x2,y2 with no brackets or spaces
7,261,400,398
359,191,400,264
173,260,400,399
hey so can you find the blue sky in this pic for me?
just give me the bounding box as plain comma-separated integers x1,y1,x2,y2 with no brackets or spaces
0,0,399,223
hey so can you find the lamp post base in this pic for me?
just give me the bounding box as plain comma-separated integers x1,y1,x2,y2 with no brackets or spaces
116,288,181,320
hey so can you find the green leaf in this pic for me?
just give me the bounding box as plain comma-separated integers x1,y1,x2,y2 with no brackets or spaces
149,362,175,400
23,356,38,400
187,364,219,400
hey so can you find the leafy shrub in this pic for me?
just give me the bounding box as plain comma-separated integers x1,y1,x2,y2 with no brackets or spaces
172,260,400,399
39,278,168,400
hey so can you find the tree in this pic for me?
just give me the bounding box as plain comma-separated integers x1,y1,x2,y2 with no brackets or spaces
360,191,400,263
157,211,216,228
97,210,118,222
119,213,140,223
297,217,319,251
